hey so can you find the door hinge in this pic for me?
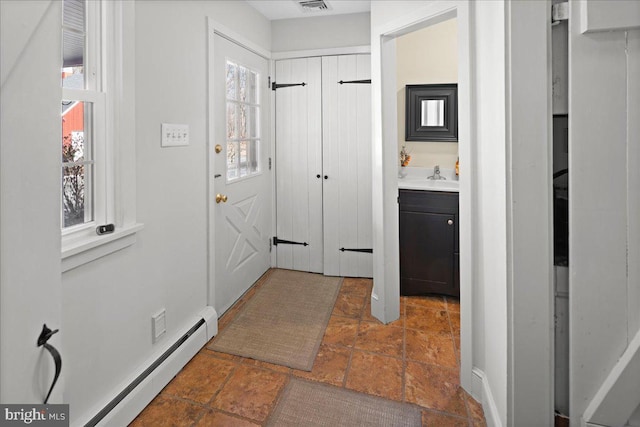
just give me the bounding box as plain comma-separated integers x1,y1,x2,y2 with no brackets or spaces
269,237,272,252
339,247,373,253
273,237,308,246
269,157,272,170
338,79,372,85
268,76,271,89
552,2,569,24
272,82,306,91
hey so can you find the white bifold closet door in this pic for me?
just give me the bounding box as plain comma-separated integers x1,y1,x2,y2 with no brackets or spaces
274,57,323,273
274,54,372,277
321,55,372,277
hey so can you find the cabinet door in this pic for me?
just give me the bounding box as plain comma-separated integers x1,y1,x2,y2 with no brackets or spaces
322,54,372,278
400,210,457,296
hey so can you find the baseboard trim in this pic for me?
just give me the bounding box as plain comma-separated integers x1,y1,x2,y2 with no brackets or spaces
73,306,217,427
472,367,503,427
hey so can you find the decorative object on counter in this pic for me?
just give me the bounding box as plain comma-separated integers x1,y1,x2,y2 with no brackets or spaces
399,145,411,179
400,145,411,166
405,83,458,142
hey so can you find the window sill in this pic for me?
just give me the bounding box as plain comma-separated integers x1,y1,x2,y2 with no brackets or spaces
61,223,144,273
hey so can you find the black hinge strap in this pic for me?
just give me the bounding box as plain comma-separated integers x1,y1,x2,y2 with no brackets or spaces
273,237,308,246
272,82,306,91
338,79,371,85
339,248,373,253
37,324,61,404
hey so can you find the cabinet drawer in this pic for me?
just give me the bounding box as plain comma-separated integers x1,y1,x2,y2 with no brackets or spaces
399,189,458,214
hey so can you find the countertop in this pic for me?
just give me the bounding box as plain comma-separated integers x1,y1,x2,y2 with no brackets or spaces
397,167,459,193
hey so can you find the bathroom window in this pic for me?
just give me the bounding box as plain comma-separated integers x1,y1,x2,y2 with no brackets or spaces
226,61,261,182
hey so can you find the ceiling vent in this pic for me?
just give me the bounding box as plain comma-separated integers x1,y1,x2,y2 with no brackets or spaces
295,0,332,13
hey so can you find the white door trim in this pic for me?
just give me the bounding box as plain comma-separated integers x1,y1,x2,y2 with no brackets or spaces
271,45,371,60
371,1,474,392
206,18,273,310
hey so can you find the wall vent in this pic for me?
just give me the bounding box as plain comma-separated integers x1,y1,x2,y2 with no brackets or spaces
295,0,331,13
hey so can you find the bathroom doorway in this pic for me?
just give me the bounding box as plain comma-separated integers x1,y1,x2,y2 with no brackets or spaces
371,3,475,393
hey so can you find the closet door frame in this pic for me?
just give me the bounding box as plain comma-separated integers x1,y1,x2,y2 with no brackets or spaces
270,45,372,272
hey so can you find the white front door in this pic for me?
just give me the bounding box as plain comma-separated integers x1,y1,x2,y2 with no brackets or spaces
212,34,271,315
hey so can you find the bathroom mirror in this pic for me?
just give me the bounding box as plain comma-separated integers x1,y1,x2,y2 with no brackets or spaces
406,84,458,142
421,99,445,126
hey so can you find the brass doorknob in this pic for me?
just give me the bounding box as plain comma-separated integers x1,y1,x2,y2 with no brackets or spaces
216,194,228,203
215,144,222,154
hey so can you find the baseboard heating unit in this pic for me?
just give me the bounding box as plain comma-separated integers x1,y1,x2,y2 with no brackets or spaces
77,306,217,427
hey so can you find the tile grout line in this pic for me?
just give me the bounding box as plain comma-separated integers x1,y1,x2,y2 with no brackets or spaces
135,275,481,425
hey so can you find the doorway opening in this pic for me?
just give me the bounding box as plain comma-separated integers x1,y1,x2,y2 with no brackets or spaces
372,2,474,395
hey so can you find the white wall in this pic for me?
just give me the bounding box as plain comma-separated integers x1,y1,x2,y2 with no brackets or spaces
396,18,458,169
271,12,370,53
472,1,508,424
505,1,553,425
1,0,64,404
10,1,271,424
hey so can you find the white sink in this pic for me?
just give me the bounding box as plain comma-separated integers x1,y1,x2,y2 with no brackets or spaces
398,167,459,193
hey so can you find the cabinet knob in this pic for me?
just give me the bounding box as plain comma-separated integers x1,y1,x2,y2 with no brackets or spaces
447,219,454,225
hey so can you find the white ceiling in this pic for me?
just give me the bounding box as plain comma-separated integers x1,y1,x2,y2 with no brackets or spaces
246,0,371,21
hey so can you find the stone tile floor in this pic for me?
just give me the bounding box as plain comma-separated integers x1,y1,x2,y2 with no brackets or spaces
131,269,486,426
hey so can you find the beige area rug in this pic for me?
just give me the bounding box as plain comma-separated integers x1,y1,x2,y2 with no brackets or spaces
267,378,422,426
209,269,342,371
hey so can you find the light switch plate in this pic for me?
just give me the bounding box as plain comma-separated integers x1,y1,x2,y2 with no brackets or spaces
161,123,189,147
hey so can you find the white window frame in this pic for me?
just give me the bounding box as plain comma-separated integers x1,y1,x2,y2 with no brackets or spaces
225,60,262,183
61,0,142,272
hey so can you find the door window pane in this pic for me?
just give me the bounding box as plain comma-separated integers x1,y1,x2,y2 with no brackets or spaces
239,141,248,176
239,104,248,139
225,61,260,182
226,62,237,100
227,103,237,139
248,106,259,138
227,141,238,180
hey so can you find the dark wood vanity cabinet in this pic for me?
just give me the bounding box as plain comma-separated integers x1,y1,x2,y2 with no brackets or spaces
399,189,459,297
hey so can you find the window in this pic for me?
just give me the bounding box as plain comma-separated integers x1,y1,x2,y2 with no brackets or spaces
60,0,142,271
225,61,261,181
61,0,106,232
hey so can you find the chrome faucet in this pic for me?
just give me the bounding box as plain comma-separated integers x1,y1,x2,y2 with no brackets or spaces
428,165,446,180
